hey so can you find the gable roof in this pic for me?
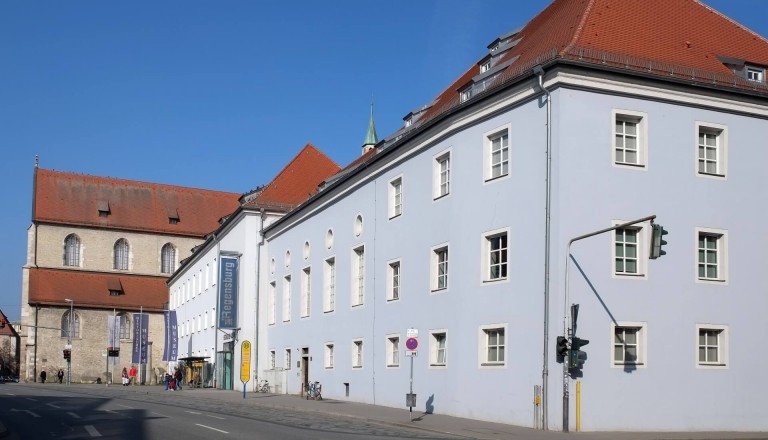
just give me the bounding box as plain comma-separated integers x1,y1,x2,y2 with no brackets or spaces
28,268,168,312
419,0,768,123
0,309,18,337
242,144,341,212
33,168,242,237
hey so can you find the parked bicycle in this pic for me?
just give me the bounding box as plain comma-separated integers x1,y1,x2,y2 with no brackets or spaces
256,379,270,393
305,381,322,400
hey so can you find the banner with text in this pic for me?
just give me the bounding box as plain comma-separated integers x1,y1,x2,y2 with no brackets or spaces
218,256,239,329
131,313,149,364
162,310,178,362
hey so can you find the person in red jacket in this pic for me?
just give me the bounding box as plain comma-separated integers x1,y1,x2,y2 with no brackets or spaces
128,365,137,386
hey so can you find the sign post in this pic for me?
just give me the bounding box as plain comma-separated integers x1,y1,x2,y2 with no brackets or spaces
405,328,418,421
241,340,251,399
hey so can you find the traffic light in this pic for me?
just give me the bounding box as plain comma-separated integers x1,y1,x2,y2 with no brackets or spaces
556,336,569,360
569,337,589,369
650,223,668,259
63,349,71,361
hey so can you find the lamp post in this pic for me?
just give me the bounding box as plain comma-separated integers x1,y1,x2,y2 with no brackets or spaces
64,298,73,385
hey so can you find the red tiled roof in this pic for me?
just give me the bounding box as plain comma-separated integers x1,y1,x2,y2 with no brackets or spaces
28,268,167,312
0,309,17,337
420,0,768,122
243,144,341,211
33,169,242,237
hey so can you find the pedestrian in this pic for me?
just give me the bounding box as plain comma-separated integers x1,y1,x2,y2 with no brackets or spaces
173,367,182,390
164,372,171,391
57,369,64,384
121,367,129,386
128,365,137,385
40,370,46,383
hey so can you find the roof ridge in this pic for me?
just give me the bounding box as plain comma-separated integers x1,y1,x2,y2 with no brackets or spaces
694,0,768,47
561,0,598,57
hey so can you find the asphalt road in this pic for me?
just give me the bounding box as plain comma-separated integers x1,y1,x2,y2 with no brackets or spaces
0,383,459,439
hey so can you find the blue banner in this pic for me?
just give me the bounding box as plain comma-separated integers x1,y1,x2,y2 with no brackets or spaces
131,313,149,364
163,311,178,362
218,256,239,329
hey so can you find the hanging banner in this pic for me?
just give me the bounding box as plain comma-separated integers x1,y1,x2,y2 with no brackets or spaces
107,315,121,366
218,256,239,329
131,313,149,364
162,310,178,362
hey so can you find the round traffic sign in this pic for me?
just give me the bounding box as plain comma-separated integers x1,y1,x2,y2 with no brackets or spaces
406,337,418,350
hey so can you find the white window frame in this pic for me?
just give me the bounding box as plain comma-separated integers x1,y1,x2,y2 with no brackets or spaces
301,266,311,318
323,256,336,313
431,243,449,292
352,339,363,369
483,124,511,182
351,245,365,307
433,149,451,200
386,335,400,368
388,176,403,219
460,86,472,103
284,348,292,370
268,281,276,325
480,60,491,73
479,324,507,368
387,259,401,302
696,324,728,369
695,122,727,179
612,110,647,168
282,275,291,322
324,343,335,369
269,350,276,370
611,321,648,368
746,66,764,83
481,228,510,284
612,221,648,278
429,329,447,368
695,227,728,284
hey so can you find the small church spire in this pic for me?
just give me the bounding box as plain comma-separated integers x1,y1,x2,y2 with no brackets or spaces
362,99,378,155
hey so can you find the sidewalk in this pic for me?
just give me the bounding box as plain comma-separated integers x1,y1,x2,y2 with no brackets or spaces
5,383,768,440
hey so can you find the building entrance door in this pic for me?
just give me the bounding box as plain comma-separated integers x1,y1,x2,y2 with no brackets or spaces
300,347,309,396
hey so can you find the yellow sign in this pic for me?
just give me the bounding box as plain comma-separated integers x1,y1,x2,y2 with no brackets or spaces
240,340,251,383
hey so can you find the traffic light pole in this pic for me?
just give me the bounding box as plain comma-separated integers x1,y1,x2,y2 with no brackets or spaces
562,215,657,432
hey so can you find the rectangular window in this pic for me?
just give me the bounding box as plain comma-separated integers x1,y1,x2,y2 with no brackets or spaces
430,331,447,367
613,225,646,277
697,229,727,282
611,322,647,368
301,267,311,318
352,340,363,368
433,151,451,199
282,275,291,322
352,246,365,306
325,343,335,369
431,245,449,291
697,325,728,368
696,123,727,177
482,327,506,366
747,66,764,82
269,350,276,369
484,231,508,281
324,257,336,312
387,260,401,301
489,131,509,179
612,110,647,168
389,177,403,219
268,282,276,325
285,349,292,370
386,336,400,367
460,87,472,103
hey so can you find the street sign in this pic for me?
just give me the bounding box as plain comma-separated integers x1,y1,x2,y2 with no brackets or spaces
406,328,418,338
406,393,417,407
240,340,251,384
405,337,418,350
405,350,418,357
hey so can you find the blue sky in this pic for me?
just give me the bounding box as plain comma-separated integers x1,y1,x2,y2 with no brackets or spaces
1,0,766,321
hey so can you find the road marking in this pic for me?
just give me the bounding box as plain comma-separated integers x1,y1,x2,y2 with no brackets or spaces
196,424,229,434
185,411,201,415
67,412,81,419
207,415,225,420
11,408,40,418
84,425,102,437
100,409,117,414
5,393,15,396
117,404,132,409
26,398,37,402
47,403,61,409
150,412,168,417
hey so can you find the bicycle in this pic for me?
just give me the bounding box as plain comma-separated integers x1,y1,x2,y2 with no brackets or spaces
256,379,270,393
305,381,322,400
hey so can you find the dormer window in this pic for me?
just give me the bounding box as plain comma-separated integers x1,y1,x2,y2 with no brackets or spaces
480,61,491,73
107,279,123,296
490,43,499,53
460,87,472,103
98,201,110,217
168,208,180,225
747,66,764,83
405,117,412,127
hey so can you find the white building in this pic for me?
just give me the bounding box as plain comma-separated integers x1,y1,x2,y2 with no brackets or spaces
257,0,768,432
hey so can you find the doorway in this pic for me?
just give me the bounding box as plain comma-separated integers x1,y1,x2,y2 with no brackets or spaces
300,347,309,396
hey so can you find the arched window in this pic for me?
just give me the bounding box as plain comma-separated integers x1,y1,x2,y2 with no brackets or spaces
118,313,131,339
113,239,129,270
161,243,176,274
61,310,80,339
63,234,81,267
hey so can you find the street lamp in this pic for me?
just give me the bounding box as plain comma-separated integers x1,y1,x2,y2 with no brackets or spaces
64,298,73,385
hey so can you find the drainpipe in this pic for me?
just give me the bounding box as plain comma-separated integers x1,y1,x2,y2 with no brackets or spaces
253,209,265,391
533,64,552,430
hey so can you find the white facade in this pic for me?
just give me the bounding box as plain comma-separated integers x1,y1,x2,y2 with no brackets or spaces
259,66,768,431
